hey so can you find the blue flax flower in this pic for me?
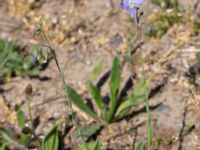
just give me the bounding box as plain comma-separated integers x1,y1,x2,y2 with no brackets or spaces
121,0,145,17
33,52,37,62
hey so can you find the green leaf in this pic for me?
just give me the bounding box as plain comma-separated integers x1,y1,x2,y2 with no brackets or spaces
116,78,149,116
36,28,42,35
15,105,26,129
0,128,17,145
116,95,146,118
182,123,195,136
196,52,200,64
0,143,10,150
32,31,36,36
93,140,101,150
63,83,99,120
76,140,101,150
135,140,144,150
108,56,121,121
43,125,59,150
90,59,104,81
193,19,200,32
133,78,149,97
38,16,43,29
79,124,102,137
110,57,121,101
19,134,30,145
100,105,110,121
0,39,43,79
88,81,103,110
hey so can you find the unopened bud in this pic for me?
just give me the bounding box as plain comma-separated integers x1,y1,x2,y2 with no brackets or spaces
25,84,33,96
22,127,32,134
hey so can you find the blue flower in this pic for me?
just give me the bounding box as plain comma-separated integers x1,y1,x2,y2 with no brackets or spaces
121,0,145,17
33,51,37,62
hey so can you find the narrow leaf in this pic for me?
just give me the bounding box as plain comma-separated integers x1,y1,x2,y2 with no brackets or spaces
79,124,102,137
134,78,149,97
196,52,200,64
116,78,150,116
63,83,99,120
108,56,121,121
0,128,17,145
19,134,30,145
88,81,103,110
0,143,10,150
135,140,144,150
93,140,101,150
116,95,146,116
90,59,104,81
110,56,121,102
76,140,101,150
182,123,195,136
43,125,59,150
15,105,26,129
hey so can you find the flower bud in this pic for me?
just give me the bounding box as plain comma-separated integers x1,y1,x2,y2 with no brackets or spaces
22,127,32,134
25,84,33,97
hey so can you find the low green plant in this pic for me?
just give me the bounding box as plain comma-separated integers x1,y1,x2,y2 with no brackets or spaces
32,18,148,125
146,21,168,37
0,105,36,149
31,16,99,150
196,52,200,64
76,140,101,150
151,0,179,9
135,140,145,150
193,19,200,33
65,56,149,125
0,85,60,150
0,39,44,80
43,125,60,150
0,120,60,150
146,0,182,37
30,16,150,149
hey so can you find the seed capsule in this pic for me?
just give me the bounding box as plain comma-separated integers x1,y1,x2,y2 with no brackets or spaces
22,127,32,134
25,84,33,96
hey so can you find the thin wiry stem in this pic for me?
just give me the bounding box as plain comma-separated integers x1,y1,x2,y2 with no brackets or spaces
26,95,41,149
27,95,34,132
40,30,89,150
135,10,153,150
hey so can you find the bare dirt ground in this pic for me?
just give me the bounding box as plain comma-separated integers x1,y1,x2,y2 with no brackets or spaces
0,0,200,149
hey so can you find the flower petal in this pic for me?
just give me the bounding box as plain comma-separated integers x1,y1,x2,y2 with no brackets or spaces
135,0,145,7
120,0,129,10
120,0,144,18
129,8,137,17
33,53,37,62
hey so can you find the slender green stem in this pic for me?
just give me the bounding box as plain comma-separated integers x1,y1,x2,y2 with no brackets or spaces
135,10,152,150
40,30,90,150
26,95,34,130
26,95,41,149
